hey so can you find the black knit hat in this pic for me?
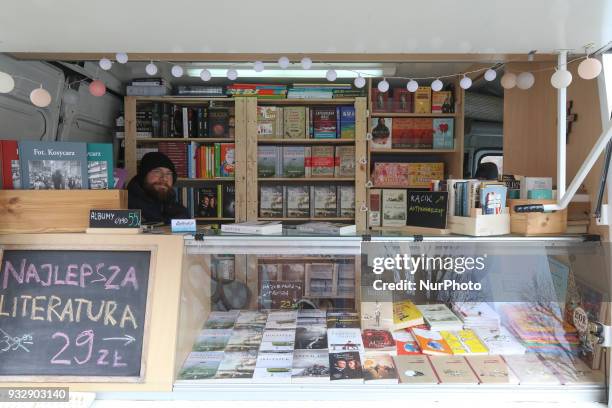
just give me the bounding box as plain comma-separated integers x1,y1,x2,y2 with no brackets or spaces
139,152,177,182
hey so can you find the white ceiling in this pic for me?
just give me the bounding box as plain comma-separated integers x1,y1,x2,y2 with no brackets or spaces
1,0,611,55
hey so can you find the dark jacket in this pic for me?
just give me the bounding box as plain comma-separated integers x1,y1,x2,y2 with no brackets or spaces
127,177,188,224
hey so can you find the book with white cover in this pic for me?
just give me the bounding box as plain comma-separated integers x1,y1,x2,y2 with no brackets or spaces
417,303,463,331
221,221,282,235
327,328,365,355
234,310,268,330
177,351,224,381
265,311,298,330
503,354,561,385
253,352,293,383
292,349,331,383
452,302,500,330
473,326,526,355
259,329,296,352
540,355,605,385
298,309,326,318
214,351,258,381
360,301,394,330
295,222,356,235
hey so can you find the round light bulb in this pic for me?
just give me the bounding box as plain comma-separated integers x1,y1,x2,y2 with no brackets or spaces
145,62,158,76
354,75,366,89
500,72,517,89
516,72,535,90
200,69,212,81
301,57,312,70
278,56,290,69
62,88,79,105
550,69,572,89
30,86,52,108
0,71,15,93
99,58,112,71
326,69,337,82
227,68,238,80
115,52,129,64
431,79,443,92
253,60,265,72
578,57,602,80
484,68,497,82
377,79,389,93
406,79,419,92
171,65,184,78
89,79,106,97
460,75,472,90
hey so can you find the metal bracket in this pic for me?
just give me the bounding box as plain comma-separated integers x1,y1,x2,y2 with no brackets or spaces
590,322,612,348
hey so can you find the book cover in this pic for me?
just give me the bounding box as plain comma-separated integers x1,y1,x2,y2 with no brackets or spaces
503,354,561,385
520,177,552,199
540,355,605,385
466,355,519,385
253,352,293,383
393,329,422,355
225,329,264,352
411,328,453,356
259,330,296,352
265,311,298,330
222,184,235,218
283,106,307,139
339,106,356,139
259,185,284,218
392,88,413,113
394,355,439,384
414,86,432,114
258,146,280,178
197,187,220,218
292,349,330,383
372,163,409,187
417,304,464,331
19,141,89,189
234,311,268,330
394,118,434,148
370,118,392,149
217,143,235,178
371,88,390,113
338,185,355,218
313,107,338,139
203,311,239,329
362,329,396,354
334,145,355,178
429,356,480,384
214,351,258,380
326,312,360,329
408,163,444,188
432,91,453,114
329,351,364,382
283,146,306,177
369,189,382,227
363,353,399,383
1,140,20,189
382,189,407,227
193,329,232,352
285,185,310,218
295,326,328,350
432,118,455,149
312,185,337,218
310,146,335,177
327,328,365,354
86,143,114,189
257,106,279,138
178,351,224,380
480,184,507,215
392,300,424,330
208,108,230,137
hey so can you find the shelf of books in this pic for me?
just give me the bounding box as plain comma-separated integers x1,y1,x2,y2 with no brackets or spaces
124,96,248,225
246,96,368,230
365,78,465,233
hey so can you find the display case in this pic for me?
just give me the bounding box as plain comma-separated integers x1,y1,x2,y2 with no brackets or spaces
169,232,611,403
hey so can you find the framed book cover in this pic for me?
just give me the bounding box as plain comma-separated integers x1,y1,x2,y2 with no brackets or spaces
19,141,89,189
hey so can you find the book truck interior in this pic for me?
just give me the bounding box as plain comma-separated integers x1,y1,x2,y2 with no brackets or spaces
1,1,612,407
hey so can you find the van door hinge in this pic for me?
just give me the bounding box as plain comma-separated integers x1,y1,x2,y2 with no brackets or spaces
589,321,612,348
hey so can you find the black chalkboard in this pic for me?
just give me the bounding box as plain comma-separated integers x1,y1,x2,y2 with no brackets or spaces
0,249,151,378
260,281,303,310
89,209,142,229
406,191,448,229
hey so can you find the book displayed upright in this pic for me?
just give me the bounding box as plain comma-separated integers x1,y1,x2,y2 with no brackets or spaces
0,140,20,189
86,143,114,189
19,141,89,189
284,107,307,139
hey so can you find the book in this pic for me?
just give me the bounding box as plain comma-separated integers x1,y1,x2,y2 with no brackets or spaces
392,118,433,148
339,106,356,139
429,356,480,384
214,351,258,380
295,222,356,235
382,189,407,227
540,355,605,385
480,184,507,215
203,311,239,329
197,187,220,218
225,329,264,352
222,184,235,218
258,146,281,178
452,302,500,330
338,185,355,218
257,106,281,138
411,328,453,356
310,146,335,177
370,118,392,149
360,301,393,330
311,185,337,218
501,174,523,199
520,177,552,199
392,88,413,113
193,329,232,352
394,355,439,384
216,143,235,178
253,352,293,383
363,353,399,384
1,140,20,189
362,329,396,354
19,141,89,189
221,221,282,235
283,146,306,177
369,189,382,227
393,329,422,355
292,349,330,383
472,327,525,356
86,143,114,189
178,351,224,380
295,325,328,350
372,163,409,187
329,351,364,382
466,355,519,385
265,311,298,330
234,311,268,330
283,107,307,139
334,145,355,178
371,88,390,112
440,329,488,355
392,300,424,330
313,107,338,139
208,108,230,137
259,330,296,352
414,86,432,113
285,185,310,218
432,118,454,149
432,91,453,114
417,303,464,331
326,311,360,329
503,354,561,385
327,328,365,354
259,185,284,218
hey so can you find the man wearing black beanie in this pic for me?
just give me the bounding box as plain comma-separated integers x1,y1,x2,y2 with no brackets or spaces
127,151,188,224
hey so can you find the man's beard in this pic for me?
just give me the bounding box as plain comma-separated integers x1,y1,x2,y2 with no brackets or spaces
143,180,174,202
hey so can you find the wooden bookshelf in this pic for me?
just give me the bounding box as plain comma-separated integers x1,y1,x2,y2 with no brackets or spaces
257,98,356,105
369,148,457,154
136,137,234,143
258,177,355,182
369,112,457,118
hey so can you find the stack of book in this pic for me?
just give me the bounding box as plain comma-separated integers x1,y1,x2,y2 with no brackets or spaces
257,106,355,139
227,83,288,99
258,145,355,179
434,179,508,217
126,77,171,96
287,83,364,99
259,184,355,219
175,85,226,97
452,302,500,330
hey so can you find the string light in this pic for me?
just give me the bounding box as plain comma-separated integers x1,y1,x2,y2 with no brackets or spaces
459,75,472,90
30,85,52,108
116,52,129,64
253,60,265,72
551,68,572,89
354,75,366,88
171,65,184,78
500,72,517,89
516,72,535,90
377,78,389,93
89,79,106,97
0,71,15,93
578,56,602,80
227,68,238,80
326,69,337,82
98,58,112,71
145,61,158,76
431,79,443,92
406,79,419,92
301,57,313,70
200,68,212,81
484,69,497,82
278,56,290,69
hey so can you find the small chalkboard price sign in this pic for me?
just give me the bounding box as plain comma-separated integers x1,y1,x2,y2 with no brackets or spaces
406,191,448,229
260,281,303,310
0,249,151,379
89,209,142,229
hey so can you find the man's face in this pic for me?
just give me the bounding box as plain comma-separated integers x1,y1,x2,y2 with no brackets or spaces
336,360,346,369
144,167,174,200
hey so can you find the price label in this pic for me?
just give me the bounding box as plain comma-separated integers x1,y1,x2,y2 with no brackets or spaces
89,209,142,229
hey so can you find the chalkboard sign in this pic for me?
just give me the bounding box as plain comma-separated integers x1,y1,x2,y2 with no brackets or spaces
89,209,142,229
0,249,151,378
406,191,448,229
260,281,303,310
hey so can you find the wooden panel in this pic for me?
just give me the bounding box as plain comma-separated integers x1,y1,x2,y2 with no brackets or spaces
0,190,127,233
354,97,368,231
509,199,567,235
246,98,259,221
124,96,138,180
234,97,248,222
245,255,259,310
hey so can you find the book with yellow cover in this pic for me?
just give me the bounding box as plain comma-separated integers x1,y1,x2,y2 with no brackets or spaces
414,87,432,114
392,300,424,330
457,329,488,355
440,331,468,355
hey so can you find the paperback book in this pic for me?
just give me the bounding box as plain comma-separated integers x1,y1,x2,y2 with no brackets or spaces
411,328,453,356
360,301,394,330
258,146,281,178
295,325,328,350
234,311,269,330
178,351,224,380
428,356,480,384
370,118,392,149
259,330,296,352
311,185,337,218
214,351,258,380
392,300,424,330
203,311,239,329
292,349,330,383
338,185,355,218
265,311,298,330
393,329,422,355
362,329,396,354
86,143,114,189
285,185,310,218
382,189,408,227
417,303,464,331
394,355,439,384
253,352,293,383
329,351,364,382
284,106,307,139
259,185,284,218
466,355,519,385
363,353,399,384
193,329,232,352
310,146,335,177
334,145,355,178
327,328,365,354
283,146,306,177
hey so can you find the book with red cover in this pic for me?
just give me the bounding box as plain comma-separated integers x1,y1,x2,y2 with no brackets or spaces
158,142,187,178
392,88,414,113
313,107,337,139
392,118,434,148
371,89,390,113
1,140,20,189
362,329,395,353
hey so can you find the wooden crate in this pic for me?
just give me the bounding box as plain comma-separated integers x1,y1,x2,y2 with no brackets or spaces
509,199,567,235
448,208,510,236
0,190,127,233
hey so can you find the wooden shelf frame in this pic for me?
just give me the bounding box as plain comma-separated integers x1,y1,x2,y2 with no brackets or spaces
370,112,457,118
257,138,355,145
136,138,235,143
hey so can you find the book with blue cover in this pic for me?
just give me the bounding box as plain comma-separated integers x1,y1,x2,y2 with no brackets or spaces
19,141,88,189
87,143,114,189
480,184,507,215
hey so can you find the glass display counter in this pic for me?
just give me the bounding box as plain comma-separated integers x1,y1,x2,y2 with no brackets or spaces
166,232,611,403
